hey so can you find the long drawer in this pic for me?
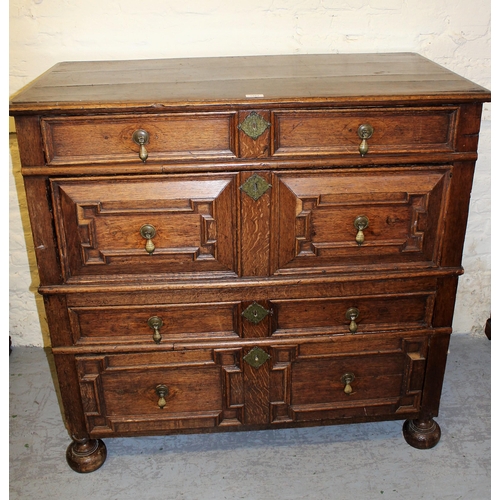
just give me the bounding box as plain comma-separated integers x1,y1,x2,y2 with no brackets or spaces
50,166,452,283
62,277,437,346
40,107,458,166
73,332,428,437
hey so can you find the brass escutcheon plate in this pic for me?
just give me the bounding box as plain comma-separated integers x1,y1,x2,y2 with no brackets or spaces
240,174,272,201
244,347,270,369
238,111,271,140
242,302,270,324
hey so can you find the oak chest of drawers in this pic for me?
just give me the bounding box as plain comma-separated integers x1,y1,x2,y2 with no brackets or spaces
10,53,490,472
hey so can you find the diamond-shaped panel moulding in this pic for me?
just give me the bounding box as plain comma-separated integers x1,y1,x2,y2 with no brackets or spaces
238,111,271,140
240,174,272,201
243,347,271,369
242,302,270,324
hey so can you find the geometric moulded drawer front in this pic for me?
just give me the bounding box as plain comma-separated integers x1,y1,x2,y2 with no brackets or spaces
50,173,238,283
272,167,451,276
270,335,428,425
75,348,244,436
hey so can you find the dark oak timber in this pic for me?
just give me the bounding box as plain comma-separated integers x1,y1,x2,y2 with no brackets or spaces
10,53,490,472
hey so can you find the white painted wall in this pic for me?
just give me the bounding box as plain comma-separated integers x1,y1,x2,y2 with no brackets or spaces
9,0,490,346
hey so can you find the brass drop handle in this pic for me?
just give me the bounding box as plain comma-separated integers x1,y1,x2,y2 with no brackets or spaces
357,124,374,157
341,373,355,395
140,224,157,254
148,316,163,344
354,215,369,246
155,384,169,409
345,307,360,334
132,129,150,162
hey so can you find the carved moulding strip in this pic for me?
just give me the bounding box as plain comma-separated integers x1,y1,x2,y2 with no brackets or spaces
75,200,220,265
215,349,244,426
269,346,297,423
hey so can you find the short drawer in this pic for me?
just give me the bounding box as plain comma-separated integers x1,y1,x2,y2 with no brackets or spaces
50,173,238,282
270,334,428,424
41,112,237,164
75,348,244,436
270,291,435,338
68,302,241,345
272,107,458,157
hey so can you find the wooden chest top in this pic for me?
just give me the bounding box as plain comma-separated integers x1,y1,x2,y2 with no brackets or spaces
10,53,490,114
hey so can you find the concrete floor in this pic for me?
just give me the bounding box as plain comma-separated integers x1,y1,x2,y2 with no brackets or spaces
9,333,490,500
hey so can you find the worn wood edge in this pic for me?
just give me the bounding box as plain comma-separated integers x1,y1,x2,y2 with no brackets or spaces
51,326,453,354
18,152,480,176
38,267,464,295
9,92,491,116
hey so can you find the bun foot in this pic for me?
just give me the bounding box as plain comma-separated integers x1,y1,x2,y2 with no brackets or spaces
66,437,107,473
403,418,441,449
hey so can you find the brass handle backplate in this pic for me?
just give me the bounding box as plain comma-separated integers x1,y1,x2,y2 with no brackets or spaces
132,129,150,162
155,384,169,409
354,215,369,246
341,373,355,395
357,124,374,156
140,224,157,254
148,316,163,344
345,307,360,334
